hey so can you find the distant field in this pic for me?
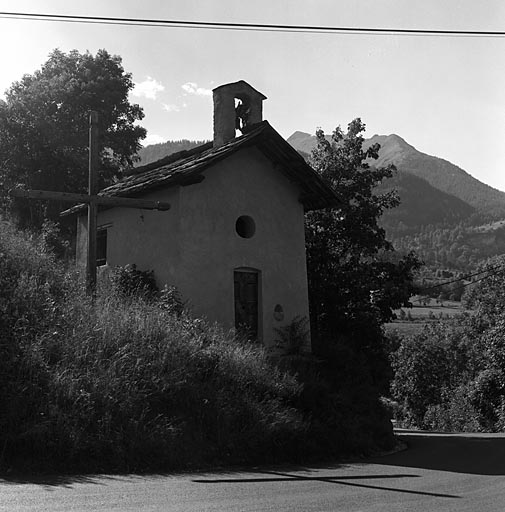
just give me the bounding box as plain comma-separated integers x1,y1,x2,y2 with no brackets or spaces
384,321,427,336
400,302,462,318
385,299,467,336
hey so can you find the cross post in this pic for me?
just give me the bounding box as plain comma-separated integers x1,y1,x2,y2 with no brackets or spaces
9,111,171,295
87,110,99,294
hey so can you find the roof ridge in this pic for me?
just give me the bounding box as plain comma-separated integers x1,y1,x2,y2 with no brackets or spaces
126,122,271,178
61,119,339,217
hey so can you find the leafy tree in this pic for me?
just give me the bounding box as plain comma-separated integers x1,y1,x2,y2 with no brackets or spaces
462,257,505,323
0,48,146,227
305,119,421,352
392,328,452,426
391,256,505,431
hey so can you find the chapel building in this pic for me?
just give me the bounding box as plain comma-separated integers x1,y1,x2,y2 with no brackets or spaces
69,81,339,350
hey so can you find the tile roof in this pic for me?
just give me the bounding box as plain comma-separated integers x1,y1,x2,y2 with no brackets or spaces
61,121,340,216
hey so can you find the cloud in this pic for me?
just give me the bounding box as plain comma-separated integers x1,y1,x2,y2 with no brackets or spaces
162,103,181,113
142,134,167,146
132,77,165,100
181,82,212,97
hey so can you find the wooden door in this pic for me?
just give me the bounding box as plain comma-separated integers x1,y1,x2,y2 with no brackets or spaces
234,270,259,339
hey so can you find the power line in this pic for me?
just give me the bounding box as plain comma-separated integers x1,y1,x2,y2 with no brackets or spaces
417,263,505,294
412,263,505,304
1,11,505,38
435,265,505,294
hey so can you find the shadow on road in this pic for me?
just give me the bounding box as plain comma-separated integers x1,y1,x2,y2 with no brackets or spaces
2,432,501,490
0,473,119,487
193,470,459,499
369,432,505,475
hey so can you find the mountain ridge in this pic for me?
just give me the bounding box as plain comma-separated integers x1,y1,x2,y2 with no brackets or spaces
286,130,505,270
287,131,505,220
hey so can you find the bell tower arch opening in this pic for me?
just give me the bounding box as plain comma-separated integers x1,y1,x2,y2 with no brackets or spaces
212,80,267,147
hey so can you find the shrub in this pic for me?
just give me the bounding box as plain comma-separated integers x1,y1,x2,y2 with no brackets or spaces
423,385,481,432
468,368,503,430
40,218,70,259
158,284,185,316
274,316,310,355
390,315,501,432
0,217,70,470
279,351,395,458
391,328,452,427
110,264,158,299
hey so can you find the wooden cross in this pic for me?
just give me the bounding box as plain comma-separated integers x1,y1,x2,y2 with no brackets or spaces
10,111,171,294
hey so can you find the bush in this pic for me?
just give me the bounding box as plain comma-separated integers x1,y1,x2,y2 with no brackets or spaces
0,217,70,470
158,284,185,316
390,313,505,432
279,351,395,458
391,326,454,427
274,316,310,355
111,264,158,299
423,385,481,432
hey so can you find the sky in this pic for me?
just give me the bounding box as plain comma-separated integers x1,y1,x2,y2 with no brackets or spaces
1,1,505,190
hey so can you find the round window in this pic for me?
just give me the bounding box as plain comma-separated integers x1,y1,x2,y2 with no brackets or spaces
236,215,256,238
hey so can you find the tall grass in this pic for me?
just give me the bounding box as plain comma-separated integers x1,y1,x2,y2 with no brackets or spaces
48,295,308,471
1,217,308,472
0,216,394,473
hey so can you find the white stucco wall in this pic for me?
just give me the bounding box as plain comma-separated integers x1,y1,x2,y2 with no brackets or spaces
77,146,311,349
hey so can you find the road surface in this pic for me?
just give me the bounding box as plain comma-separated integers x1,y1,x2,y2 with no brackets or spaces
1,431,505,511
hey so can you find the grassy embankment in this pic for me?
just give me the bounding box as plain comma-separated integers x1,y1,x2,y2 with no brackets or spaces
0,217,394,474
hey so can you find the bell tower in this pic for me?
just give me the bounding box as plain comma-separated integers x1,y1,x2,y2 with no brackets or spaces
212,80,267,147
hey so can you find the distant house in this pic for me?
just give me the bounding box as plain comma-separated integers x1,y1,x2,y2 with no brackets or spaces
66,81,339,350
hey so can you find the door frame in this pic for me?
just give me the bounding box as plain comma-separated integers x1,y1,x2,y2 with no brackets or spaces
233,267,262,342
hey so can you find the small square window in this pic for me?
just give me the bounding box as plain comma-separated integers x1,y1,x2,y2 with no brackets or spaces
96,228,107,267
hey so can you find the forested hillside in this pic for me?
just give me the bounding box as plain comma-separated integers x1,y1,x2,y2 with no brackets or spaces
288,130,505,271
137,139,208,166
289,131,505,221
393,222,505,270
367,134,505,220
379,171,475,231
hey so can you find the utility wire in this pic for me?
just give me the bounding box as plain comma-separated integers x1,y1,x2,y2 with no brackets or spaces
0,11,505,38
411,263,505,304
416,263,505,294
458,267,505,288
431,265,505,294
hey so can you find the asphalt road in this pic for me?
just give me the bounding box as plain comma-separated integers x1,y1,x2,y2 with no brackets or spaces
1,431,505,511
